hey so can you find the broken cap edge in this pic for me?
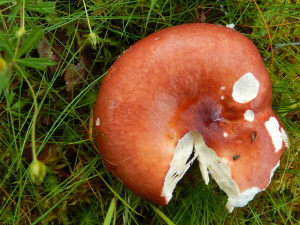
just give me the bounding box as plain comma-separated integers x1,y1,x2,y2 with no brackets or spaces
160,130,281,212
226,161,280,212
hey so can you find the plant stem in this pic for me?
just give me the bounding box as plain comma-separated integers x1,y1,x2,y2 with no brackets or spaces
14,63,38,161
21,0,25,30
82,0,93,34
14,0,26,57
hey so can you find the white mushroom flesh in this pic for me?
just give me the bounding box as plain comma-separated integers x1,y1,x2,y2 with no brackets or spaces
161,130,267,212
268,161,280,186
161,131,197,202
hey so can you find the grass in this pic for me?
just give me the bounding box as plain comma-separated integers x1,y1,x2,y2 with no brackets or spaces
0,0,299,224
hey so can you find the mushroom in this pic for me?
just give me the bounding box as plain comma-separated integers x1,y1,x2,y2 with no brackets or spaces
94,23,288,212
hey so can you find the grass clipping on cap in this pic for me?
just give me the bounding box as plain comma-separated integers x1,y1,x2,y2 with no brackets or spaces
0,0,299,224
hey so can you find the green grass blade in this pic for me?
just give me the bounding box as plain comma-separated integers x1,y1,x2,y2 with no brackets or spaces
103,198,116,225
26,1,56,14
96,171,141,216
150,204,176,225
16,58,56,70
0,1,13,6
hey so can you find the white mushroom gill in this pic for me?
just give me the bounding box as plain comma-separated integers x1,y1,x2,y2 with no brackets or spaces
232,72,259,103
280,128,289,148
161,130,263,212
161,131,197,202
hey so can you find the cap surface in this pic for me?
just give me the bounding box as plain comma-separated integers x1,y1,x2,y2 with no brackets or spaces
94,23,287,209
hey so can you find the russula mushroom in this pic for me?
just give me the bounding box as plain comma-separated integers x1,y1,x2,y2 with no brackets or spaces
94,23,288,212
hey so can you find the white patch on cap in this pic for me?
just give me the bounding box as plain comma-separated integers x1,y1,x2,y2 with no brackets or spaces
221,96,225,100
280,128,289,148
226,23,235,29
265,117,283,152
95,117,100,126
220,86,226,90
162,130,263,212
154,37,160,41
232,72,259,103
224,132,228,137
244,110,255,122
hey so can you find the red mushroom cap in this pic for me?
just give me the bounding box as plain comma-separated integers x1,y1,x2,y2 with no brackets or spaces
94,23,288,211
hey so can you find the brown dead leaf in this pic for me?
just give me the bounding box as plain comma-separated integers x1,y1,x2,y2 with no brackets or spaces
38,37,64,74
195,6,206,23
64,58,87,93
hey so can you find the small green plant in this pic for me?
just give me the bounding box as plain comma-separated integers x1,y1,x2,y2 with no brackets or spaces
0,1,56,186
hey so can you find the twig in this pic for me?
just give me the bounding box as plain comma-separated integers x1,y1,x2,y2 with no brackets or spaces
264,42,300,61
252,0,274,65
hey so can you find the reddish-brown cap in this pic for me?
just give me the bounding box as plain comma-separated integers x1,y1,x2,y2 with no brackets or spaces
94,23,288,211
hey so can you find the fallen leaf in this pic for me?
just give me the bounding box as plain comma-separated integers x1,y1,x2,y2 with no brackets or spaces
64,58,87,93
